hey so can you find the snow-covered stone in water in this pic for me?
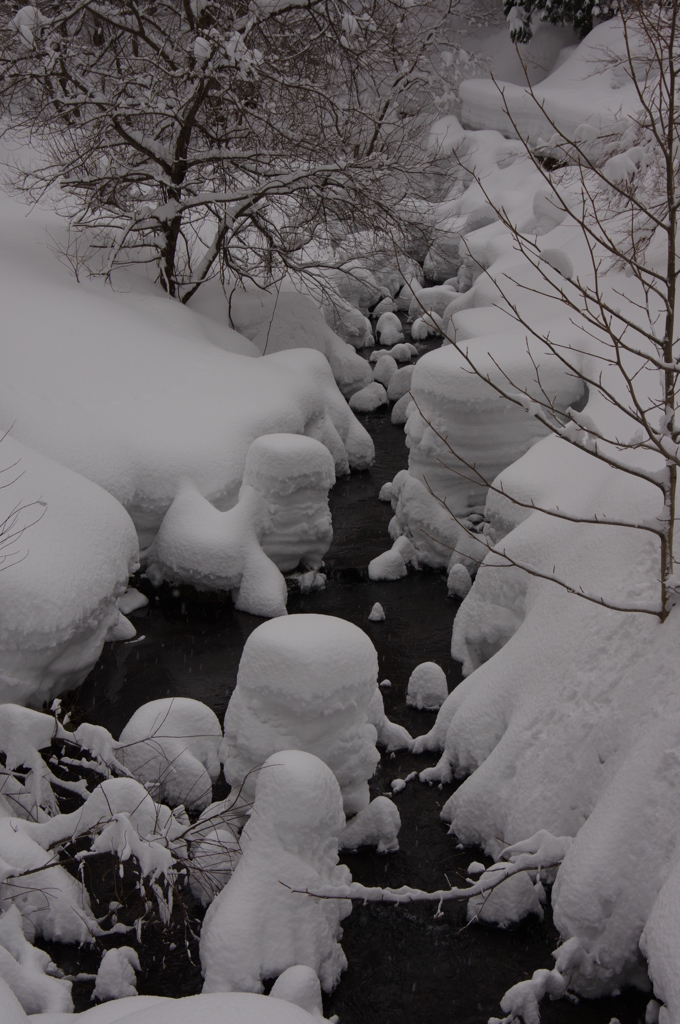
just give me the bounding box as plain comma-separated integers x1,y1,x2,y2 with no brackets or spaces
373,355,398,388
378,482,393,503
467,868,544,928
386,343,413,364
406,662,448,711
0,906,72,1014
408,286,458,321
387,365,414,403
367,687,412,751
117,588,149,615
375,312,403,347
200,750,351,994
411,312,444,342
221,615,381,815
118,697,222,811
368,602,385,622
0,436,138,708
296,570,326,593
448,562,473,599
242,434,335,573
269,966,324,1018
339,796,400,854
529,188,567,234
540,247,574,280
93,947,140,1002
349,382,388,414
368,535,418,581
370,297,396,318
391,393,413,425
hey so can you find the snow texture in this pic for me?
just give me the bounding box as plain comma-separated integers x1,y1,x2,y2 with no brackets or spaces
221,615,381,815
368,602,385,622
200,750,351,994
406,662,448,711
117,698,222,811
349,383,389,414
0,435,138,708
93,947,140,1002
339,796,401,854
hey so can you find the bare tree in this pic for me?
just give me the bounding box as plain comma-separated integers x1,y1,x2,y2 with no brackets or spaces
0,0,457,300
412,0,680,621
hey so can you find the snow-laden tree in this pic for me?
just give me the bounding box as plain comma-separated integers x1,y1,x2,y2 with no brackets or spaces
0,0,453,300
503,0,617,43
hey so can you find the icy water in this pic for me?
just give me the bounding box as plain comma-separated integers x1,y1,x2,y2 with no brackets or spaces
67,403,648,1024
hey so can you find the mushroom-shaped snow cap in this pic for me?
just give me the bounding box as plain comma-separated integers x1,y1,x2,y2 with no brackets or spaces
243,434,335,498
254,750,346,852
236,613,378,717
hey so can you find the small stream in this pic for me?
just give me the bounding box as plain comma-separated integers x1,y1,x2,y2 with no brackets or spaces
67,382,647,1024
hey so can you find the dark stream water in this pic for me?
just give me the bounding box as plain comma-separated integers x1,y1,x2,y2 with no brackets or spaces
64,398,648,1024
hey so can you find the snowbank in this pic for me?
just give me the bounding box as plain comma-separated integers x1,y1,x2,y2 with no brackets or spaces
219,287,373,397
459,20,640,144
200,750,351,994
221,615,381,814
0,191,373,557
0,435,138,707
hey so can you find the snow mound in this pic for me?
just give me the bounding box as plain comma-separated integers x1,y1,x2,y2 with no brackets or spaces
221,615,381,815
339,796,401,854
373,355,398,388
467,868,544,929
367,687,412,752
269,965,325,1019
93,947,140,1002
0,905,73,1014
406,662,448,711
349,382,388,414
200,750,351,995
368,602,386,622
375,312,403,346
118,698,222,811
225,288,373,397
0,435,138,708
387,365,414,403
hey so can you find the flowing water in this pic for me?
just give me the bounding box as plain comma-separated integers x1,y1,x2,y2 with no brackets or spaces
66,390,647,1024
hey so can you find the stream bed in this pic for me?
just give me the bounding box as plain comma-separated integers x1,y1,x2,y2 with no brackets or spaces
66,403,648,1024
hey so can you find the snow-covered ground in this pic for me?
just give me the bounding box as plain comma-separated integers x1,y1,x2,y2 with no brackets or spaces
1,9,679,1024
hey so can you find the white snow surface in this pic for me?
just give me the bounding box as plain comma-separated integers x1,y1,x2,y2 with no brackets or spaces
0,435,139,707
0,190,373,556
117,698,222,811
406,662,448,711
221,615,381,815
200,750,351,995
339,796,401,855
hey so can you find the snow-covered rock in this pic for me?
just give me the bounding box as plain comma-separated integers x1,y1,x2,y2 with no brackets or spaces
0,436,138,707
375,312,403,346
93,947,140,1002
367,687,412,752
387,365,414,403
117,698,222,811
200,750,351,994
221,615,381,815
408,286,458,320
406,662,448,711
339,796,401,854
373,354,398,387
349,382,388,413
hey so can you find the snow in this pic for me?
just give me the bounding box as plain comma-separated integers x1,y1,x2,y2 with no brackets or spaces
217,288,372,398
93,948,140,1003
339,796,401,854
0,189,373,564
0,906,73,1014
269,966,324,1019
0,435,138,708
367,687,412,752
368,602,386,622
221,615,381,815
32,992,335,1024
200,750,351,994
373,355,398,387
117,698,222,811
406,663,448,711
467,868,544,928
459,21,640,144
387,365,414,403
349,383,388,414
375,312,403,346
